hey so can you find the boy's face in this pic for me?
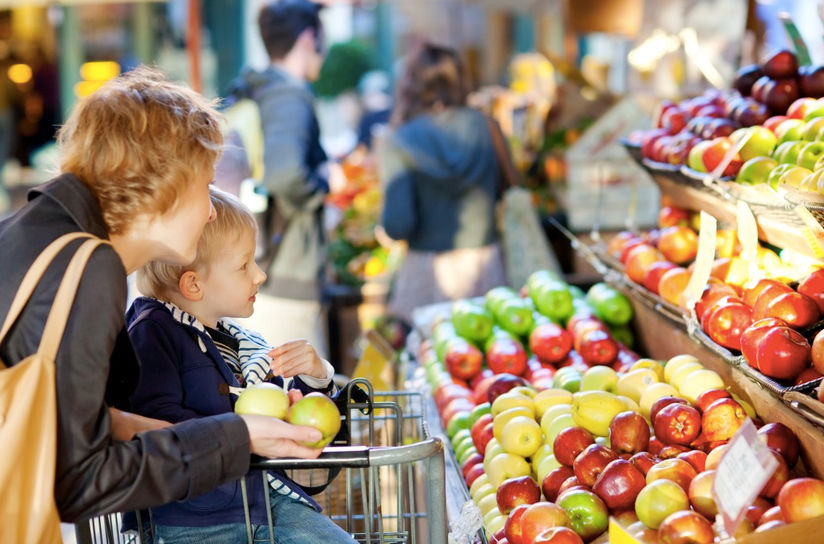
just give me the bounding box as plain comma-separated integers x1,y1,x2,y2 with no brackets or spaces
198,229,267,322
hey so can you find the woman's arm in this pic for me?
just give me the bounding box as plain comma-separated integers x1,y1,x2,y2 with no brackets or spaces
109,408,171,441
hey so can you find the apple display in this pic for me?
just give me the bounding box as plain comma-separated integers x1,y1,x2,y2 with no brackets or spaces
694,388,731,412
444,337,484,381
530,322,573,365
542,466,576,502
572,444,619,487
701,397,747,442
487,337,529,376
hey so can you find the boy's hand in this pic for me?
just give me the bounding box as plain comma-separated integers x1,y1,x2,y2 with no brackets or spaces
269,340,327,380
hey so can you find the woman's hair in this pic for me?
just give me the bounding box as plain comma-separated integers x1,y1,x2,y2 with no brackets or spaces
56,65,224,235
137,187,258,299
392,43,467,126
258,0,322,61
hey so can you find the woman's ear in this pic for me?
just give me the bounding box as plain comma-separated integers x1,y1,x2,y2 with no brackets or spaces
178,270,203,302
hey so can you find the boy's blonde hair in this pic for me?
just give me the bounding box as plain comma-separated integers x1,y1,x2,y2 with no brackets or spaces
137,188,258,299
57,65,223,235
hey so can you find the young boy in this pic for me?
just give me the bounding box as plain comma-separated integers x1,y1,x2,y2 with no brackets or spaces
126,188,355,543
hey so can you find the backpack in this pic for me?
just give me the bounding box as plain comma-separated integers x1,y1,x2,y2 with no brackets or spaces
215,91,286,270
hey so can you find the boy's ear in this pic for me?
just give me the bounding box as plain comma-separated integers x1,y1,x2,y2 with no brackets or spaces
178,271,203,302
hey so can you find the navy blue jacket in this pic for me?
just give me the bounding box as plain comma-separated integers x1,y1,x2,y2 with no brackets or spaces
125,297,328,527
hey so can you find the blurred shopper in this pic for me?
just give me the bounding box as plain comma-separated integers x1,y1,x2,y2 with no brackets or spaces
0,67,324,523
380,43,507,324
232,0,334,355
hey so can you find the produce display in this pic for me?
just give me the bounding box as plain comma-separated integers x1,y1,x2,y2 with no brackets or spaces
630,49,824,200
415,270,824,543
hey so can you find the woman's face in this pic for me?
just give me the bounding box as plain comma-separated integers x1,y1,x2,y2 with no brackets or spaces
146,171,215,266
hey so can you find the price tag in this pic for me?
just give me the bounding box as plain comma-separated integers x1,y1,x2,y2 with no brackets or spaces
779,12,812,66
736,201,760,280
712,418,779,536
681,211,717,315
609,517,642,544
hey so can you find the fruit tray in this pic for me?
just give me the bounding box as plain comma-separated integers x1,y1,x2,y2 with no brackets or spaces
620,137,643,164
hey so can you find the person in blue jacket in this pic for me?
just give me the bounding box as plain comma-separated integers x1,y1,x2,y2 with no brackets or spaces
126,188,355,543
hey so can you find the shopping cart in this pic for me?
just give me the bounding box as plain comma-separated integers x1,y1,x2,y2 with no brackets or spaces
76,379,447,544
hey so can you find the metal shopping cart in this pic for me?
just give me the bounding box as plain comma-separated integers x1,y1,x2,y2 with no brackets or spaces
76,379,447,544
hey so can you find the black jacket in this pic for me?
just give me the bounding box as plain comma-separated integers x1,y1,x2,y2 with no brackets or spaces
0,174,250,522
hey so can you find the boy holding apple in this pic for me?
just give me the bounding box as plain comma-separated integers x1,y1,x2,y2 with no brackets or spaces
126,188,354,543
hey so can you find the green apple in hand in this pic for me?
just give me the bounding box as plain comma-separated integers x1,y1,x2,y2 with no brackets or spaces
736,156,779,185
731,126,777,161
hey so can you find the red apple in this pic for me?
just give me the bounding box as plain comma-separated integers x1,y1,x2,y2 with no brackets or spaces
542,466,575,503
628,451,658,476
619,238,649,265
743,279,788,308
625,245,665,285
694,282,739,322
766,291,821,329
658,444,691,459
688,470,717,518
758,505,785,526
573,444,619,487
554,427,596,467
520,502,571,544
434,383,472,411
745,497,772,526
752,282,794,321
777,477,824,523
608,231,641,259
645,458,698,493
444,338,484,381
795,366,823,385
758,422,800,467
764,115,790,134
741,318,787,370
657,225,699,265
658,206,691,228
487,374,529,404
487,338,529,376
471,413,494,453
797,269,824,314
694,389,732,413
505,503,530,544
676,450,707,473
473,375,498,404
533,526,584,544
497,475,542,515
811,329,824,375
464,463,486,489
702,298,753,351
462,451,484,478
760,450,789,499
701,398,747,442
576,329,619,366
756,326,811,380
609,411,650,454
642,260,679,295
650,397,689,424
701,136,742,176
654,403,701,446
657,510,714,544
763,50,799,79
592,458,646,511
530,323,573,365
557,476,588,497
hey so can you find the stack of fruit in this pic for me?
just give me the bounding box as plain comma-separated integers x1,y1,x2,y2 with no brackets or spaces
326,155,389,286
439,348,824,543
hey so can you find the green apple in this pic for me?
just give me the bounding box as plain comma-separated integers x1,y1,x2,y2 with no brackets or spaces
529,280,574,323
736,156,779,185
451,300,494,343
535,453,563,483
803,103,824,122
797,141,824,170
450,428,472,451
556,489,609,541
580,365,619,393
544,413,576,448
687,140,712,172
802,117,824,140
495,297,534,337
773,140,806,164
446,412,472,439
634,479,689,529
485,452,531,486
766,163,796,188
286,392,342,448
485,286,518,315
731,126,777,161
540,404,573,438
775,118,806,143
234,383,289,419
468,402,491,428
553,366,582,393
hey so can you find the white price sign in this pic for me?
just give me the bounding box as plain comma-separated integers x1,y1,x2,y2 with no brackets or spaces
712,418,778,535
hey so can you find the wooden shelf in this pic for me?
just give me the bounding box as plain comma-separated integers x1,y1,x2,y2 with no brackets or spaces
650,172,824,259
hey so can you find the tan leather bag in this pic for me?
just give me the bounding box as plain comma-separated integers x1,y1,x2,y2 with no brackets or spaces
0,233,107,543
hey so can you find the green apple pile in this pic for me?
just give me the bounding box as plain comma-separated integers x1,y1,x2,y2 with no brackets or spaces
445,350,824,543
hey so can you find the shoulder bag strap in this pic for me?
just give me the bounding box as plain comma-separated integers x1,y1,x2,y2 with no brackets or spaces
485,115,520,195
0,232,93,357
38,238,109,362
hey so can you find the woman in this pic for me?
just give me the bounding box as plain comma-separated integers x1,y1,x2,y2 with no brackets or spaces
379,43,507,324
0,66,324,523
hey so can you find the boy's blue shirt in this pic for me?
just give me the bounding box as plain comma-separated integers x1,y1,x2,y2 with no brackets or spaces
124,296,330,527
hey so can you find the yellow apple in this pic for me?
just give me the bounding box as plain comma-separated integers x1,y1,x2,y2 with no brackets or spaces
639,382,681,419
501,415,543,457
677,368,725,403
534,388,574,416
510,385,537,398
486,452,531,486
536,453,563,483
543,413,576,449
571,390,626,437
477,492,499,517
485,514,507,537
472,482,496,503
617,395,641,414
616,368,660,404
540,404,573,437
630,358,666,381
669,362,705,391
234,383,289,418
664,355,702,383
469,473,491,497
493,406,535,442
532,443,553,473
730,392,757,419
483,439,505,472
580,365,619,392
491,392,535,417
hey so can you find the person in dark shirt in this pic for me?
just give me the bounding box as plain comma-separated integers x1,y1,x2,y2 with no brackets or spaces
127,188,354,543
